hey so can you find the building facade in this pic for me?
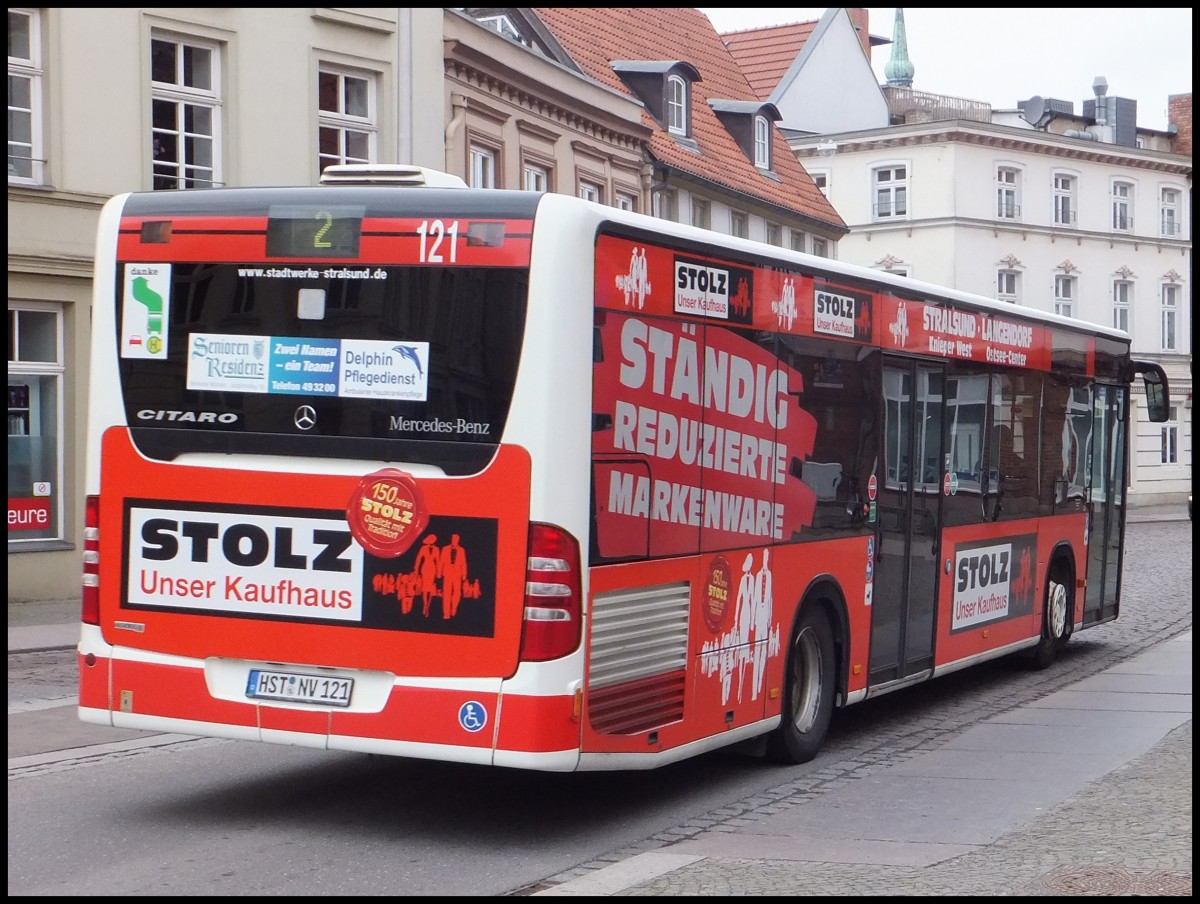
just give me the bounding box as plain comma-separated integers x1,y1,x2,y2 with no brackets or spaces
787,86,1192,505
8,8,445,600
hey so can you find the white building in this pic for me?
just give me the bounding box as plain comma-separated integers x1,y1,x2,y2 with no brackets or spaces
724,9,1192,506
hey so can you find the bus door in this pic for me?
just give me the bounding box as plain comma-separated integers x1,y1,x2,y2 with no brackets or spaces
870,360,945,685
1082,383,1127,625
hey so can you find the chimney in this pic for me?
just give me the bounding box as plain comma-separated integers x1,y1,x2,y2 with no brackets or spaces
847,8,870,56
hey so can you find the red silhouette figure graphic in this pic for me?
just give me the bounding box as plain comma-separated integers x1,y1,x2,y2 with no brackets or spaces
855,301,871,336
731,278,751,318
414,534,441,616
397,571,417,615
440,534,468,619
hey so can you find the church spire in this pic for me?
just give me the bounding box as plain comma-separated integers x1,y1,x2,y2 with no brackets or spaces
884,8,914,87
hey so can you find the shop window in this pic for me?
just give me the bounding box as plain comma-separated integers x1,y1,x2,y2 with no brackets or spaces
8,305,63,543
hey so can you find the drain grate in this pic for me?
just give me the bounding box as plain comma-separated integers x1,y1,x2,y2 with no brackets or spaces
1038,866,1191,896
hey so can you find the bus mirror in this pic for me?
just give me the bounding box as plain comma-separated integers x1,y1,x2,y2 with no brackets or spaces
1132,361,1170,423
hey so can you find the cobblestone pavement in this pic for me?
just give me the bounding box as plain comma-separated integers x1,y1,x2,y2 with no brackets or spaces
520,519,1192,896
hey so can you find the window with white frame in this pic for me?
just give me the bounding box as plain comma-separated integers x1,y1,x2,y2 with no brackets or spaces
469,144,497,188
691,197,710,230
996,166,1020,219
1160,406,1178,465
1054,274,1075,318
522,162,548,192
666,74,687,136
614,191,636,212
1111,181,1133,231
653,189,677,221
8,8,43,184
753,115,770,168
873,165,908,220
1052,173,1076,225
789,230,807,253
1160,188,1180,237
730,210,748,238
809,170,830,197
997,269,1019,304
578,180,602,203
810,237,829,258
151,34,221,190
8,304,64,542
1112,280,1132,333
765,222,782,246
1160,283,1178,351
318,67,376,174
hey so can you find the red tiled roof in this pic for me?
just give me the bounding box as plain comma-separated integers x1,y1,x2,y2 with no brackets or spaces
531,7,844,231
721,22,817,101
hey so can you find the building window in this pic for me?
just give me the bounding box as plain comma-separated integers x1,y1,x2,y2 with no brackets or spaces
151,34,221,190
1052,173,1076,225
1111,181,1133,231
996,166,1020,219
753,115,770,168
811,237,829,258
691,197,710,230
1054,274,1075,318
765,222,782,246
8,304,64,542
1160,283,1178,351
8,8,43,184
522,162,548,192
1160,188,1180,237
469,144,496,188
578,180,602,203
666,74,687,136
997,269,1019,304
789,230,807,253
1112,280,1132,333
318,67,376,174
809,170,830,197
873,165,908,220
654,189,677,221
614,191,637,212
1160,406,1179,465
730,210,748,238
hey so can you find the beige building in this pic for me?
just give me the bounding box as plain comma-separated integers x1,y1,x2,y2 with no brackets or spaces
8,8,446,601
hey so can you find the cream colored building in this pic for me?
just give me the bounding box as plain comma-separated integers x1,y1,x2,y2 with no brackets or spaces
8,8,445,600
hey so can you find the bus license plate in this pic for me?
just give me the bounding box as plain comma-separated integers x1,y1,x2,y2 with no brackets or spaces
246,669,354,707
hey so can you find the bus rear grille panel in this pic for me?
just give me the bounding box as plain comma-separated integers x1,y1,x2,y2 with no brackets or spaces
588,582,690,734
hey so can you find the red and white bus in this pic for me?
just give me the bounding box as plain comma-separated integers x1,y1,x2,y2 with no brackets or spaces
80,165,1170,770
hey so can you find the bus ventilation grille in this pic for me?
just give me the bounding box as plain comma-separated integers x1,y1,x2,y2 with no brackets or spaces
587,582,690,735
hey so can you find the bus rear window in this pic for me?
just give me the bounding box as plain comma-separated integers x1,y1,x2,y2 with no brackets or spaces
116,263,528,474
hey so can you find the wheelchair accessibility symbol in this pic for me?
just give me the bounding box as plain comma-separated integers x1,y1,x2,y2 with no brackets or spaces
458,701,488,733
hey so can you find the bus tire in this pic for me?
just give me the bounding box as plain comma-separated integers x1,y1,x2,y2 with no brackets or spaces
766,605,835,764
1031,571,1070,670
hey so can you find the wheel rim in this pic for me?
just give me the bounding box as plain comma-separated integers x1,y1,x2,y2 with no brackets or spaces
1047,580,1067,640
788,625,823,733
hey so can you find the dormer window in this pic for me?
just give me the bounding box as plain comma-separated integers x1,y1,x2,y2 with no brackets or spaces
754,115,770,169
709,100,781,172
667,74,687,136
610,61,701,144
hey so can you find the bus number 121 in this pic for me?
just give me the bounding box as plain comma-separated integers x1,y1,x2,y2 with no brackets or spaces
417,219,459,263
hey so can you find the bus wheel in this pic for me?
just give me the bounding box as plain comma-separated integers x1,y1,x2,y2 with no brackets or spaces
1031,575,1070,670
766,605,835,764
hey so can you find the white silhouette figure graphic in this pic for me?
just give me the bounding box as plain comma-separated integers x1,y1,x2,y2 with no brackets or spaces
751,549,774,699
771,277,798,330
616,247,651,308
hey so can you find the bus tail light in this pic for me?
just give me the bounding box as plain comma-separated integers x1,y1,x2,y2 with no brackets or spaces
82,495,100,625
519,523,582,662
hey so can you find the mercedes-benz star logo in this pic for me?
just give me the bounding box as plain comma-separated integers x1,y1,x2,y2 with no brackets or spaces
294,405,317,431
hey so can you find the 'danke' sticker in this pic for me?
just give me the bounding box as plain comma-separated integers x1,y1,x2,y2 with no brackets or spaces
346,468,429,558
